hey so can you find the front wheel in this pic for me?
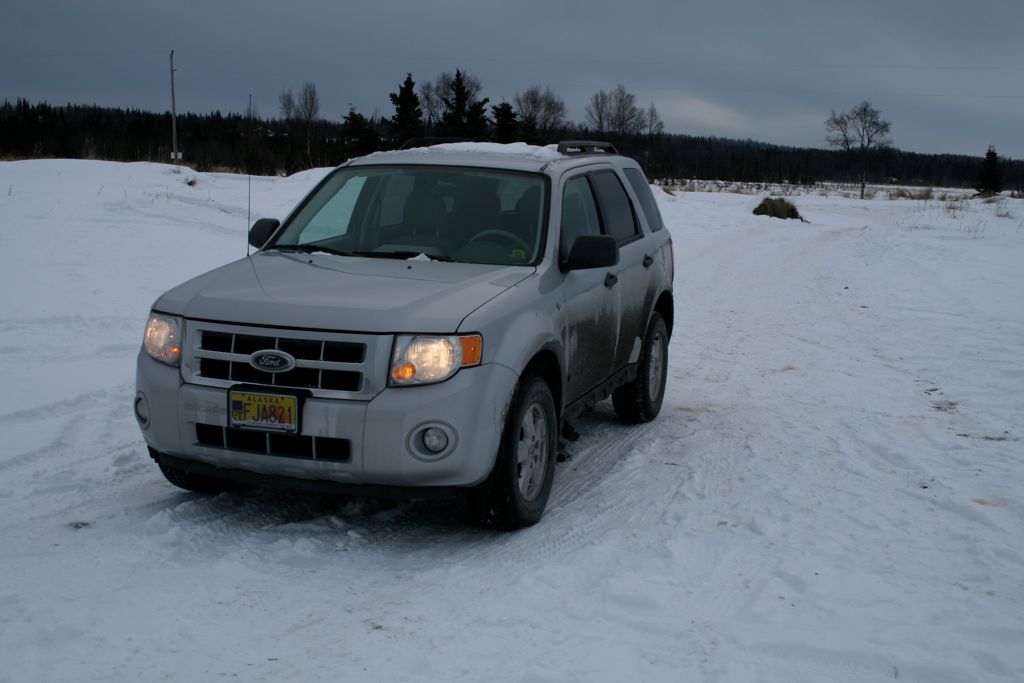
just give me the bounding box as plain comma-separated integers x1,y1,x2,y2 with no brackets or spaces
613,313,669,423
469,375,557,530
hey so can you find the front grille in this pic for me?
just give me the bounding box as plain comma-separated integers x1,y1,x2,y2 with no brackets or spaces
199,357,360,390
195,423,351,462
183,322,386,400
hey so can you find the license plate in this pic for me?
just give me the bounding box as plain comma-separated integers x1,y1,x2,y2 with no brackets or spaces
228,390,299,433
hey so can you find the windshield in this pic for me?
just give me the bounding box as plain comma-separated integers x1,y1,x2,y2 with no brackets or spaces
272,165,548,266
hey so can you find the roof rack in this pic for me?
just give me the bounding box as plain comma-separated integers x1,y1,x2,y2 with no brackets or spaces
399,137,477,150
556,140,619,156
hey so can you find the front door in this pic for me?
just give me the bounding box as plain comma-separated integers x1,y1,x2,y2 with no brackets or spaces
559,175,620,402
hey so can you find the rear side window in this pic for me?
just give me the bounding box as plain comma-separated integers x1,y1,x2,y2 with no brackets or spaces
590,170,639,244
624,168,664,232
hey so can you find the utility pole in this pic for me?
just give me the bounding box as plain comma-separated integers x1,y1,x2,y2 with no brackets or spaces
169,50,179,164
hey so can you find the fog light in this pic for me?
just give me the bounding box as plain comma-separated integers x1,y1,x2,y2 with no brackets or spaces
421,427,449,453
134,394,150,427
407,422,457,461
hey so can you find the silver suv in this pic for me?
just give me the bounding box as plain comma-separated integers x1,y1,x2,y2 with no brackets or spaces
135,141,674,528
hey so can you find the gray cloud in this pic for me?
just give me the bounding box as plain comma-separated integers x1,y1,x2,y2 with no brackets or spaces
2,0,1022,157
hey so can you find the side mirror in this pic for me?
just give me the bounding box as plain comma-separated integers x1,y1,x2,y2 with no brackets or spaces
564,235,619,271
248,218,280,249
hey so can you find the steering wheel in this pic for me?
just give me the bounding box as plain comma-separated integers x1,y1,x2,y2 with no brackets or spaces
468,229,531,254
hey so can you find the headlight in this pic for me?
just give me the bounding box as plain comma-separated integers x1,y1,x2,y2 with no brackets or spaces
390,334,482,386
143,313,182,366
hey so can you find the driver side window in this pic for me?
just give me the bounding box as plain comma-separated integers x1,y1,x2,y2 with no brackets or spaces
560,176,601,260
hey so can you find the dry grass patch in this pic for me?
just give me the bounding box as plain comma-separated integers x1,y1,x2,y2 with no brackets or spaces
753,197,804,221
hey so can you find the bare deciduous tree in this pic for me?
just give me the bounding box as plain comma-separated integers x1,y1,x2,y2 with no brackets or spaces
297,82,320,121
277,88,298,172
607,84,643,136
278,88,295,121
296,82,320,167
512,86,566,138
643,103,664,138
585,90,610,133
825,101,891,199
419,81,440,125
586,86,649,137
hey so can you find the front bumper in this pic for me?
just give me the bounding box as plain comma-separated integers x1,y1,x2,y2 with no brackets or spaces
135,352,518,490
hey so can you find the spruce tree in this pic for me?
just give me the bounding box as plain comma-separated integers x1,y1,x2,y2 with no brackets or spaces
439,70,489,138
388,73,423,147
975,146,1003,195
517,114,539,145
491,102,518,143
342,108,378,159
465,99,491,139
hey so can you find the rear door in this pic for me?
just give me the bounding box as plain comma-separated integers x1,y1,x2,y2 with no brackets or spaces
588,168,652,371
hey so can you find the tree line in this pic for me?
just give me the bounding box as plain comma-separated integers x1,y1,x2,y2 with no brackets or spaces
2,71,1020,191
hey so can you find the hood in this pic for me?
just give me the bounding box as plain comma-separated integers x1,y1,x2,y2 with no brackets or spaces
153,251,534,333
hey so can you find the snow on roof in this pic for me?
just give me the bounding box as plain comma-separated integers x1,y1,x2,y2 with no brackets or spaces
423,142,563,161
362,142,564,165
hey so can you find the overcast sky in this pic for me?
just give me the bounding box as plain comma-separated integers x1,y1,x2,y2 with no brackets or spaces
3,0,1022,158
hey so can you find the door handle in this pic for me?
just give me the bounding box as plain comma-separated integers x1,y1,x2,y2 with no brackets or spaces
642,254,654,268
604,272,618,288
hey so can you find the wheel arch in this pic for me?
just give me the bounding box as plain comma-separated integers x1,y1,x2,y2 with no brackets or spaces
653,290,674,338
521,349,564,420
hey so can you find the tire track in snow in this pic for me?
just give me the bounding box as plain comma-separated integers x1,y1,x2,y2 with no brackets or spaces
136,489,359,560
0,387,120,429
125,406,673,575
550,408,652,508
0,377,150,538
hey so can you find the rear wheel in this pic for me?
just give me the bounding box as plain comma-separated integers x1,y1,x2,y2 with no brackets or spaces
469,375,557,530
613,313,668,423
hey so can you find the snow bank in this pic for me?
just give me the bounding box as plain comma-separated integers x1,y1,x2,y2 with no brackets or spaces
1,159,1022,682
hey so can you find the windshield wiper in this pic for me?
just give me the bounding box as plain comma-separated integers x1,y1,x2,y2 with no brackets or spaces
349,250,454,262
275,246,454,262
273,244,354,257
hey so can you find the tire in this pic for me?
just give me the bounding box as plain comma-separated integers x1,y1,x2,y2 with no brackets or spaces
158,462,240,494
613,313,669,423
469,375,557,530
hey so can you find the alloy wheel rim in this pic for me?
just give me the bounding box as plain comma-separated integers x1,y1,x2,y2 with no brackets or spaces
648,332,665,402
516,402,549,502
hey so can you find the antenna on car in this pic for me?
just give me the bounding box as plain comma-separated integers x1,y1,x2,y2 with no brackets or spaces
246,93,252,257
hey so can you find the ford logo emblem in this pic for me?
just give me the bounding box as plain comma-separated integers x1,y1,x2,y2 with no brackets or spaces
249,349,296,373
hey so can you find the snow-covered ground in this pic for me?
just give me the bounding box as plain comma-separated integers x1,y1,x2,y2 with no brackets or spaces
1,159,1021,682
